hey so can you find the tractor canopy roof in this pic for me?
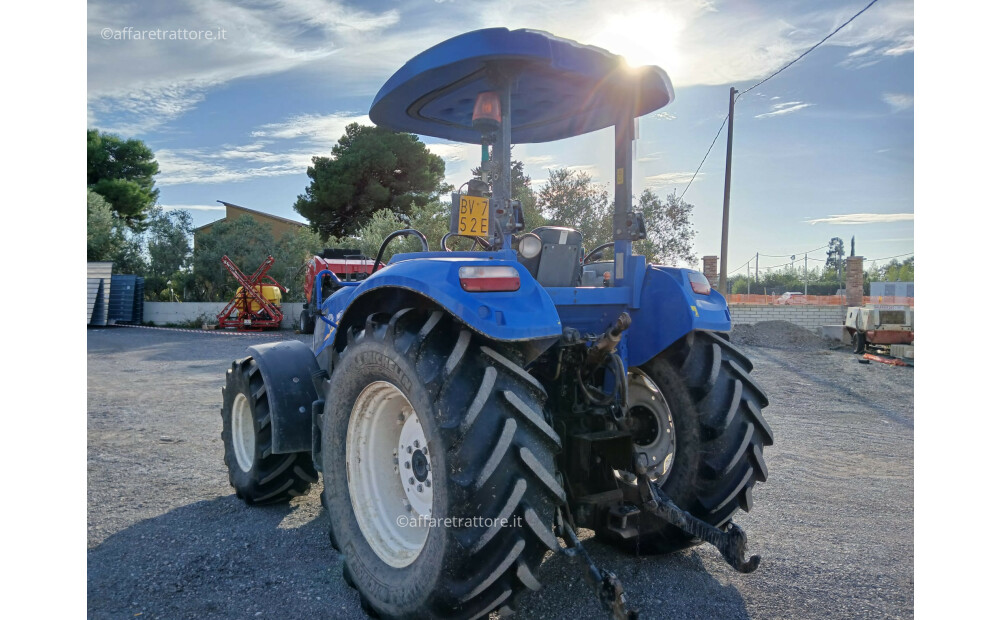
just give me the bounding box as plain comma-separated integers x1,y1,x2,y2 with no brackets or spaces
369,28,674,144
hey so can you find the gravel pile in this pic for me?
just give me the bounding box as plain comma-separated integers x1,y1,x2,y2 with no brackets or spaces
730,320,831,351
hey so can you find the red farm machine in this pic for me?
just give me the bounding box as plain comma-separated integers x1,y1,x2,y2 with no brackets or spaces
297,249,380,333
216,255,287,331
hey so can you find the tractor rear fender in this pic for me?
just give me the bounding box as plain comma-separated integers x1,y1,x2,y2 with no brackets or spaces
315,255,563,359
245,340,320,454
626,265,732,367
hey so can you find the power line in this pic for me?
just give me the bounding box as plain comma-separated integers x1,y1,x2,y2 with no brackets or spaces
736,0,883,101
865,252,913,262
677,0,883,197
758,244,828,259
679,115,728,199
726,255,754,277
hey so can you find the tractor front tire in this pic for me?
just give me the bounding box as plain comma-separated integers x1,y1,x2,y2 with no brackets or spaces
322,309,562,619
299,309,315,334
221,356,318,504
599,330,773,554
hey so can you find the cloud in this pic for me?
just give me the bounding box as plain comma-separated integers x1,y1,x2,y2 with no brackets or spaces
251,112,372,144
755,101,813,119
151,109,383,186
154,110,480,187
882,93,913,113
87,83,210,136
645,172,697,188
540,164,600,176
624,0,913,86
89,0,913,135
426,142,476,163
521,155,555,165
87,0,399,133
159,204,226,212
805,213,914,225
155,146,319,186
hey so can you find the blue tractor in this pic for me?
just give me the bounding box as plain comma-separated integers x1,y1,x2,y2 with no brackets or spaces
220,28,772,619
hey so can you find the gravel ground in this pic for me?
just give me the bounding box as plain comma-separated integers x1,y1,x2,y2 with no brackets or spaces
88,323,913,619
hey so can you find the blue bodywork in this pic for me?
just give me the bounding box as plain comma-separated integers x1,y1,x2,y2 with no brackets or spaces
370,28,673,144
313,28,732,370
316,251,562,345
313,253,730,369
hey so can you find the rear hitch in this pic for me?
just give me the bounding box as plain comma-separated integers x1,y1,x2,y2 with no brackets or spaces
636,464,760,574
586,312,632,369
557,508,638,620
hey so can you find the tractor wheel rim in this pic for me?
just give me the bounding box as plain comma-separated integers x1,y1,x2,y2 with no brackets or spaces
232,392,256,473
626,369,676,482
347,381,430,568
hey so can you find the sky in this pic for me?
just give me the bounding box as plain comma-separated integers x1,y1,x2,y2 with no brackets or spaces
86,0,914,276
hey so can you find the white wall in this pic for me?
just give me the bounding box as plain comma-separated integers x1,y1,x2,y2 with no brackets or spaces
143,302,300,330
729,304,847,330
142,302,846,332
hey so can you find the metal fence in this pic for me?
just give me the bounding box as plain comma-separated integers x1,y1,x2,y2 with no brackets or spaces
725,294,915,307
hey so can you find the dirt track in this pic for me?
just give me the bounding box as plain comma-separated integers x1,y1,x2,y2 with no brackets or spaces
87,324,913,619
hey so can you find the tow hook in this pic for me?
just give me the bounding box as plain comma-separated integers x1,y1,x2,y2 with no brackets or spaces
636,462,760,574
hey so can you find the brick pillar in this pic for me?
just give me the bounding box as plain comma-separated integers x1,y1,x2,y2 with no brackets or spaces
846,256,864,307
703,255,719,290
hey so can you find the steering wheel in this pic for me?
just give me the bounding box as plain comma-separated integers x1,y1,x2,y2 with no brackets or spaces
583,242,615,265
371,229,429,274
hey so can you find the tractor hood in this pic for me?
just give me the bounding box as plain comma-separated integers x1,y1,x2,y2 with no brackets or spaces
369,28,674,144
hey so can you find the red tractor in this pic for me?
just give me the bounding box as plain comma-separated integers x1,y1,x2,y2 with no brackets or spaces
298,249,381,333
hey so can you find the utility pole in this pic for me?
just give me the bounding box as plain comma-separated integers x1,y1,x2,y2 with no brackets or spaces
838,244,844,295
755,252,759,293
718,87,737,295
804,253,809,295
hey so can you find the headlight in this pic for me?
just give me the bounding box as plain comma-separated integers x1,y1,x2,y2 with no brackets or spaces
517,233,542,259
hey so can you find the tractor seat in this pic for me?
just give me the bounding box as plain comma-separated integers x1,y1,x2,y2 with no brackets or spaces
519,226,583,287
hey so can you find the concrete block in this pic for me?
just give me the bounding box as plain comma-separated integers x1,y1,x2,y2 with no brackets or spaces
819,325,850,344
890,344,914,359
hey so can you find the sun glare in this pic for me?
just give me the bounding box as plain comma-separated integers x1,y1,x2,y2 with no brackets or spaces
592,10,685,76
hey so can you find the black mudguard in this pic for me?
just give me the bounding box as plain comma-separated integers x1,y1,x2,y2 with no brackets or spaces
246,340,321,454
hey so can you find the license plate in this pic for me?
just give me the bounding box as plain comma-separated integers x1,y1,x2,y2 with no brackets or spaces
457,195,490,237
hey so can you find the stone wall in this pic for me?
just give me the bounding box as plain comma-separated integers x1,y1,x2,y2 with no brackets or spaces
846,256,864,307
702,255,719,289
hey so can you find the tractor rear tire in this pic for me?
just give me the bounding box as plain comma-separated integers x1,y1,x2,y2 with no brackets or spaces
598,330,772,554
321,308,562,619
221,356,318,504
852,331,866,354
299,310,315,334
